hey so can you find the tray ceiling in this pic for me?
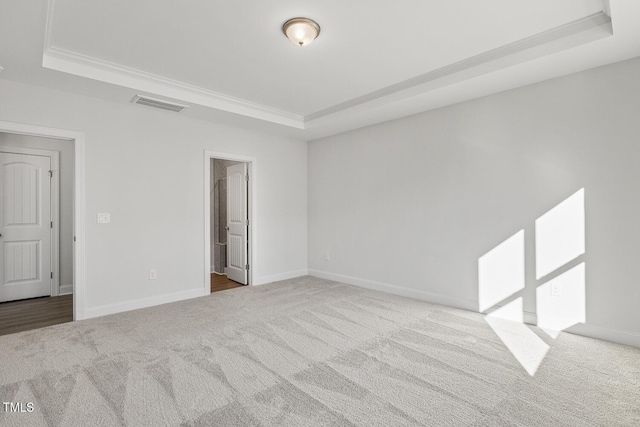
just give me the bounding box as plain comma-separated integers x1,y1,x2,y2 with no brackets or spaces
2,0,640,138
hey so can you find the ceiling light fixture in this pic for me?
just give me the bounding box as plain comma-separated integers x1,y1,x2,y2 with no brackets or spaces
282,17,320,47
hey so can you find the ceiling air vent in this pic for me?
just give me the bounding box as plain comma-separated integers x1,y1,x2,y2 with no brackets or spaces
130,95,188,113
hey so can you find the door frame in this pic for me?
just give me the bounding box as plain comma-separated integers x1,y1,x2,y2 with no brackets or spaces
0,121,86,320
204,150,256,294
0,146,60,296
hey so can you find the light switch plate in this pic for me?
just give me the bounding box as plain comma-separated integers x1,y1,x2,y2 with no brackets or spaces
97,213,110,224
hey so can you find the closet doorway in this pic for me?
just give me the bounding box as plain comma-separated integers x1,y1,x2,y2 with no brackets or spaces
206,155,253,293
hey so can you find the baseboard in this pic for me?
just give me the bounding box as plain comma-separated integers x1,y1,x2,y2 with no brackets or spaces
254,269,309,286
210,266,215,273
521,310,640,348
84,288,205,319
59,284,73,295
309,270,640,349
567,323,640,348
308,269,478,311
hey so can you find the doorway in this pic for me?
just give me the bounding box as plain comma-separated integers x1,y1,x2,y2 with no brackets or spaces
0,133,73,335
0,120,86,327
204,151,256,295
210,158,247,291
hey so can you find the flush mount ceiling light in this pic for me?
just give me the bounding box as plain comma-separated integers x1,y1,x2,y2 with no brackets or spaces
282,17,320,47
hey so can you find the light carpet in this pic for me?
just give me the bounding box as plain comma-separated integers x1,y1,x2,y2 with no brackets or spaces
0,276,639,426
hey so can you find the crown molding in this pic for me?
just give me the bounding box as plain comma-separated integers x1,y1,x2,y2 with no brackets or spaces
42,0,612,133
305,12,612,125
42,0,303,128
42,46,304,128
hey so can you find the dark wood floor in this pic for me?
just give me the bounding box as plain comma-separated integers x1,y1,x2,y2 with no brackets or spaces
211,273,244,292
0,275,241,337
0,294,73,336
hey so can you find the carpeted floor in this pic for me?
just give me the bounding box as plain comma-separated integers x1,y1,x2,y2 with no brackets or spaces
0,276,639,426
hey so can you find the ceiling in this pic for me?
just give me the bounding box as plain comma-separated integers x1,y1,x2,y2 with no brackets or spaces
1,0,640,140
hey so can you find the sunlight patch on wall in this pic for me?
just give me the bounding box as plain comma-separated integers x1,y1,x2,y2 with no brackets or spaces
535,189,585,279
536,263,586,338
478,188,586,376
478,230,525,312
485,298,550,376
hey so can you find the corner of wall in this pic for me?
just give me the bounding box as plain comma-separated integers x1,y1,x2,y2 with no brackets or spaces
83,288,205,319
307,269,478,312
254,269,309,286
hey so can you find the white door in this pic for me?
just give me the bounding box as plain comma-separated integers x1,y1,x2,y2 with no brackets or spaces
226,163,248,285
0,152,52,302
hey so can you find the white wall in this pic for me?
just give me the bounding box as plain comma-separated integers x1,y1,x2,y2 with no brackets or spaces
308,56,640,347
0,79,308,317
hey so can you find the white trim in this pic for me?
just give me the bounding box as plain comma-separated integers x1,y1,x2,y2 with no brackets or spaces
523,310,538,326
58,283,73,295
0,146,60,296
42,33,303,128
84,288,204,319
566,323,640,348
0,120,86,321
204,150,257,296
42,0,610,131
310,270,640,348
254,269,309,286
308,269,478,311
43,0,56,55
521,310,640,349
305,13,611,123
43,0,302,128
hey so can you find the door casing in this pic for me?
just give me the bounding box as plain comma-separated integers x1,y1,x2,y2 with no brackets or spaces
0,121,86,320
204,150,256,294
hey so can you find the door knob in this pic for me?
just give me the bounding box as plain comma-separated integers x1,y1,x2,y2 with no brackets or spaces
225,226,229,231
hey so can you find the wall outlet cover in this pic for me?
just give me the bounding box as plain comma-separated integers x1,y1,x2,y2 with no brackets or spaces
97,213,110,224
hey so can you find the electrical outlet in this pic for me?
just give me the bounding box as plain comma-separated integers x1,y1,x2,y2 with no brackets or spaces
97,213,110,224
149,269,157,280
550,282,562,297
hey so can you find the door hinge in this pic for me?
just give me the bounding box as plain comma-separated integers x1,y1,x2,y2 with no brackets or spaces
50,221,53,229
49,170,53,178
245,264,250,270
74,236,76,242
245,219,249,226
245,174,249,182
50,272,53,279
